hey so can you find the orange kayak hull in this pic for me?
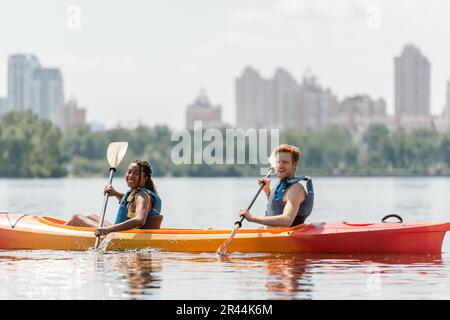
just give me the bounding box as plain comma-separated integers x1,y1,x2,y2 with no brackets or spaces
1,214,449,254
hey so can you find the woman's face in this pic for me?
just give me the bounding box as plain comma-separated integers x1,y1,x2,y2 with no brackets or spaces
125,163,147,189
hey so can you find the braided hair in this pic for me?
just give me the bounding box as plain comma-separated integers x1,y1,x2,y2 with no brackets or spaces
132,159,157,193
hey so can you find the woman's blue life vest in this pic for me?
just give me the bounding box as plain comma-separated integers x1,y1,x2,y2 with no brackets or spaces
265,176,314,226
114,187,162,226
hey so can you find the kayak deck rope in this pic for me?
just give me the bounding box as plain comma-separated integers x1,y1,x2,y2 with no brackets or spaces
0,212,29,229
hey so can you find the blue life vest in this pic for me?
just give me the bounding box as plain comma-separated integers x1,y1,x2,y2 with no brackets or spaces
114,187,162,225
265,176,314,226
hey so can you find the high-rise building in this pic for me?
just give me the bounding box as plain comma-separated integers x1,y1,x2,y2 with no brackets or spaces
186,90,223,129
445,81,450,131
236,66,338,131
446,81,450,117
32,68,64,124
394,44,431,116
270,68,301,129
332,95,390,133
7,54,65,124
0,97,7,115
8,54,41,112
58,99,86,131
235,67,271,129
339,95,386,117
236,67,304,130
300,70,339,131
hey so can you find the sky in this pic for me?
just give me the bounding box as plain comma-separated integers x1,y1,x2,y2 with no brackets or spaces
0,0,449,129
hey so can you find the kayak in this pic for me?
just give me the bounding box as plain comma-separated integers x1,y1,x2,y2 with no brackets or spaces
1,213,449,254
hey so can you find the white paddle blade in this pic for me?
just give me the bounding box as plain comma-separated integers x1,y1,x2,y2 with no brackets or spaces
107,142,128,169
268,150,277,172
217,224,239,255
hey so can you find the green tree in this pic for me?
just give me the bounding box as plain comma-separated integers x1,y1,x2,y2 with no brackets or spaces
0,111,66,177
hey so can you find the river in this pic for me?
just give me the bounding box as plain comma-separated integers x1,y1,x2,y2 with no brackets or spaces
0,177,449,299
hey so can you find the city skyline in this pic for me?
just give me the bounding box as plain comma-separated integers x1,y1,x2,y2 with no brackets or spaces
3,44,446,131
1,1,450,128
3,54,86,130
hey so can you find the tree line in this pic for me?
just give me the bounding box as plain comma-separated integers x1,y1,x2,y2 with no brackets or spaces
1,110,450,178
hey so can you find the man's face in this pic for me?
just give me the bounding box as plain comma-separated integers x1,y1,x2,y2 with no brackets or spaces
275,152,297,179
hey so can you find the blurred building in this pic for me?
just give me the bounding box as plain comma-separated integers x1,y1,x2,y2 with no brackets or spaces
7,54,65,125
394,44,431,116
8,54,41,112
186,90,224,129
331,95,392,133
446,81,450,130
89,121,106,132
394,114,434,132
269,68,302,129
438,80,450,132
416,81,450,133
236,67,301,129
32,68,64,124
58,99,86,131
300,69,339,131
235,67,271,129
0,97,7,115
236,66,338,131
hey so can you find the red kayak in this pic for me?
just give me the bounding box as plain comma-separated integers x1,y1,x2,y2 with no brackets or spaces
0,213,449,253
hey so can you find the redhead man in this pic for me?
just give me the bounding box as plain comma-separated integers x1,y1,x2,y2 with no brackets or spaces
239,144,313,227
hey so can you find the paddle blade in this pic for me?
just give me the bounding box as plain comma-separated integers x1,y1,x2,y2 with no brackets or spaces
107,142,128,169
268,150,277,171
217,224,239,255
96,233,116,252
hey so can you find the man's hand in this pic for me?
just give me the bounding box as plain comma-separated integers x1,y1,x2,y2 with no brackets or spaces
258,178,271,197
239,209,254,222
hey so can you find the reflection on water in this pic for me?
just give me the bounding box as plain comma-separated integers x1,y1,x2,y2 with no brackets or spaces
0,249,448,299
1,177,450,299
263,256,312,299
114,253,162,297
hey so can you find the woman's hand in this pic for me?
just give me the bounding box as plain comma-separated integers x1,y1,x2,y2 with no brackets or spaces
258,178,271,196
95,227,111,237
104,184,118,197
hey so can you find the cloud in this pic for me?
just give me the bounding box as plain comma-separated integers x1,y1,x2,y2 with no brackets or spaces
195,30,275,55
228,0,370,25
47,55,139,74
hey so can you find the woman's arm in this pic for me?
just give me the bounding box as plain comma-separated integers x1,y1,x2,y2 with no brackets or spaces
96,192,151,235
114,192,125,202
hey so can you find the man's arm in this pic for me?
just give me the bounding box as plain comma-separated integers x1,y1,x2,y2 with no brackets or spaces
240,184,306,227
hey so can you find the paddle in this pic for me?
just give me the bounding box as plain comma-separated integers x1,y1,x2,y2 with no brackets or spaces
217,153,277,255
94,142,129,249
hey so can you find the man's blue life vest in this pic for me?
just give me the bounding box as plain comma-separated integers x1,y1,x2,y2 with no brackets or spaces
265,176,314,226
114,187,162,226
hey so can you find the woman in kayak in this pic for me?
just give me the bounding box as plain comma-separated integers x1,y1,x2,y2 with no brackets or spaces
64,160,162,235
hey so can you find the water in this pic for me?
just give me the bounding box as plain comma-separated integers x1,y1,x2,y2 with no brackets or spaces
0,177,449,299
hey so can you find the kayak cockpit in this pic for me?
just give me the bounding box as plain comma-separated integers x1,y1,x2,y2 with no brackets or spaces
37,216,306,235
